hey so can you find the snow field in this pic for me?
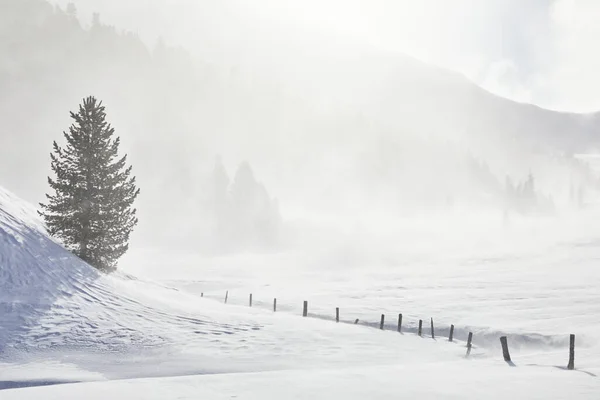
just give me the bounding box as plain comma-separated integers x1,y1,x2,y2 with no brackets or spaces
2,185,600,398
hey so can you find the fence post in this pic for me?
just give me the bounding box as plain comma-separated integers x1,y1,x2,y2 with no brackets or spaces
273,298,277,312
398,314,403,333
225,291,228,304
249,293,253,307
336,307,340,323
568,334,575,370
430,318,435,339
449,324,454,342
466,332,473,356
500,336,511,362
354,319,360,324
418,320,423,336
380,314,385,330
201,292,204,298
303,301,308,317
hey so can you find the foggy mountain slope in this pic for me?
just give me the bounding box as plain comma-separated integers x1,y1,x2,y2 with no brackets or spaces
206,27,600,157
52,0,600,153
1,0,599,249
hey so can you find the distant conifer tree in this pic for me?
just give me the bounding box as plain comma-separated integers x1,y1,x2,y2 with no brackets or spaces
66,2,77,18
40,96,139,272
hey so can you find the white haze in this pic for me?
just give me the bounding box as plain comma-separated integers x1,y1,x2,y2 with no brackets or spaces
2,0,600,260
54,0,600,112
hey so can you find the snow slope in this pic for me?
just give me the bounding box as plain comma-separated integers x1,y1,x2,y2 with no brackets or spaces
2,186,600,398
0,186,469,386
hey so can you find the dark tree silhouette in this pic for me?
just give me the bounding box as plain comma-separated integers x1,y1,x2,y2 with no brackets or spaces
40,96,140,272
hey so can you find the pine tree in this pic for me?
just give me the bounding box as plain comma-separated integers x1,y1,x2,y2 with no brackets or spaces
66,2,77,19
40,96,140,272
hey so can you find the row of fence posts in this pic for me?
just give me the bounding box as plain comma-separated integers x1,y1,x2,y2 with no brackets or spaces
223,292,576,370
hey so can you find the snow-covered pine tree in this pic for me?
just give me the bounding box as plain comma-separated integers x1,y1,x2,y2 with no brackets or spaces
40,96,140,273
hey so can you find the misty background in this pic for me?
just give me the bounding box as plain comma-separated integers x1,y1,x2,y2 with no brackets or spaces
2,0,600,258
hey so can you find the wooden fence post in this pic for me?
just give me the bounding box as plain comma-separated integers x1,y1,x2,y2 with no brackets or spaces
273,298,277,312
418,319,423,336
466,332,473,356
500,336,511,362
336,307,340,323
568,334,575,370
449,324,454,342
225,291,228,304
380,314,385,330
430,318,435,339
249,293,253,307
398,314,403,333
303,301,308,317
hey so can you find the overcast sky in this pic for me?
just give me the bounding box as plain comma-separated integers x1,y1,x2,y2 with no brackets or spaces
58,0,600,113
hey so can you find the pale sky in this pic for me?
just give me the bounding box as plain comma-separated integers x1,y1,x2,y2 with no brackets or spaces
58,0,600,113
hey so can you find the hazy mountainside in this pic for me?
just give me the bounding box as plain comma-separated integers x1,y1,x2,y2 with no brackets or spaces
1,0,599,250
50,0,600,154
224,30,600,155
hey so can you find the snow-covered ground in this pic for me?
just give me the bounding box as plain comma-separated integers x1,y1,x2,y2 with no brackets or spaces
3,361,600,400
2,186,600,398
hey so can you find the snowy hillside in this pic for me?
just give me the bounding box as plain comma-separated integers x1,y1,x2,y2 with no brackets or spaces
0,186,472,385
2,187,600,397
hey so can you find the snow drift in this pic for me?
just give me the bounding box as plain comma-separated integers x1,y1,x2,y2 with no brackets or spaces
0,186,263,382
0,188,100,352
